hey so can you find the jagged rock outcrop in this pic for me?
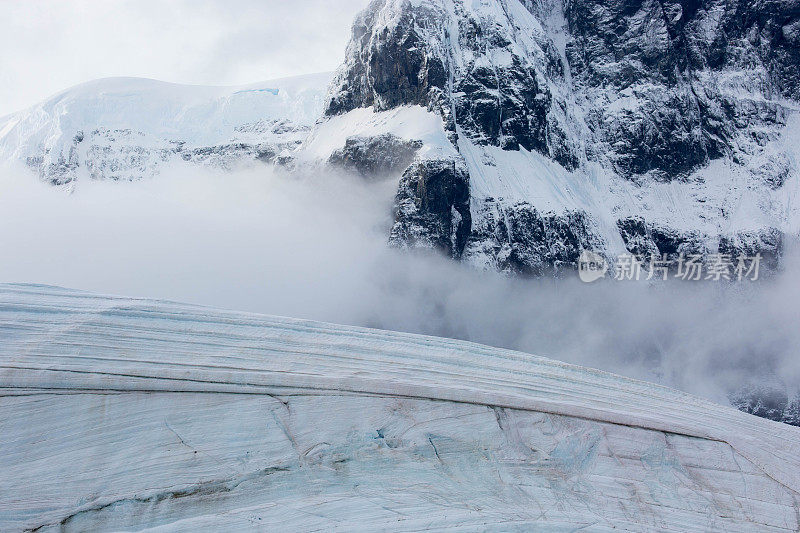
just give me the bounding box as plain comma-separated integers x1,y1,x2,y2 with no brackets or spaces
325,0,580,168
468,201,601,275
389,157,471,256
564,0,799,180
617,217,784,272
323,0,800,273
328,133,422,178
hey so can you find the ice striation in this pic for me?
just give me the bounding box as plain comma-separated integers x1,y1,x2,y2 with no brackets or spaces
0,74,331,186
2,283,800,531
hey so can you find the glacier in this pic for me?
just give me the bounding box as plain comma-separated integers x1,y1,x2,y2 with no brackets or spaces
0,73,331,185
2,283,800,531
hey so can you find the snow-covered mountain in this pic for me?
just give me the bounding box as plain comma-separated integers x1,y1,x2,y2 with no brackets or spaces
2,283,800,531
0,73,330,185
320,0,800,273
2,1,798,272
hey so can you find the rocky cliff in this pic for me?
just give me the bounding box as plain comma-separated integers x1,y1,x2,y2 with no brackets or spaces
324,0,800,273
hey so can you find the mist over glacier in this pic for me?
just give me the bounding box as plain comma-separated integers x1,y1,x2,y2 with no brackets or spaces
1,163,798,404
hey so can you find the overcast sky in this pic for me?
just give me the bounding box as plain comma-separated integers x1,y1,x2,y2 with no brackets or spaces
0,0,371,116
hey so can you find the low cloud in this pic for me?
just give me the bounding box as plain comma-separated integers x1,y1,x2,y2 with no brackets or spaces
1,163,798,404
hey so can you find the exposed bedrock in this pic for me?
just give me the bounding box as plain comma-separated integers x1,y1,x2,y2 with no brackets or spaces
324,0,799,272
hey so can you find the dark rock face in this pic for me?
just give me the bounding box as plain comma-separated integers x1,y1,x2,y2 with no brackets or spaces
328,134,423,179
617,217,705,259
326,0,579,169
389,157,471,257
325,2,450,116
468,201,601,275
326,0,797,272
616,217,784,275
330,0,798,179
718,228,783,272
454,55,576,167
564,0,797,180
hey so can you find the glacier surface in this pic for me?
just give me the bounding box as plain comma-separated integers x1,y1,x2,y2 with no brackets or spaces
1,283,799,531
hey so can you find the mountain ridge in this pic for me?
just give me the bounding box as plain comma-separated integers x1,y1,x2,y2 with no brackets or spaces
2,1,797,273
323,0,799,273
0,73,332,185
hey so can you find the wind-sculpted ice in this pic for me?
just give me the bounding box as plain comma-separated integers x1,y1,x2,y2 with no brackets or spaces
1,283,799,531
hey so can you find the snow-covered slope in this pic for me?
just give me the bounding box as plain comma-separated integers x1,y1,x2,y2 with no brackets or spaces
0,73,331,185
2,283,799,531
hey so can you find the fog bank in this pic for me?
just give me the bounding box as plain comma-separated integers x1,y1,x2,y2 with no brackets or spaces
1,164,798,404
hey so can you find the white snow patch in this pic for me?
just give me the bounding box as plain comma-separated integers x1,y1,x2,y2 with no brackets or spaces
299,105,457,160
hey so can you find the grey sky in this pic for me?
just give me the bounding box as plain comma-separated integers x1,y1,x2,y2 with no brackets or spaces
0,0,371,116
